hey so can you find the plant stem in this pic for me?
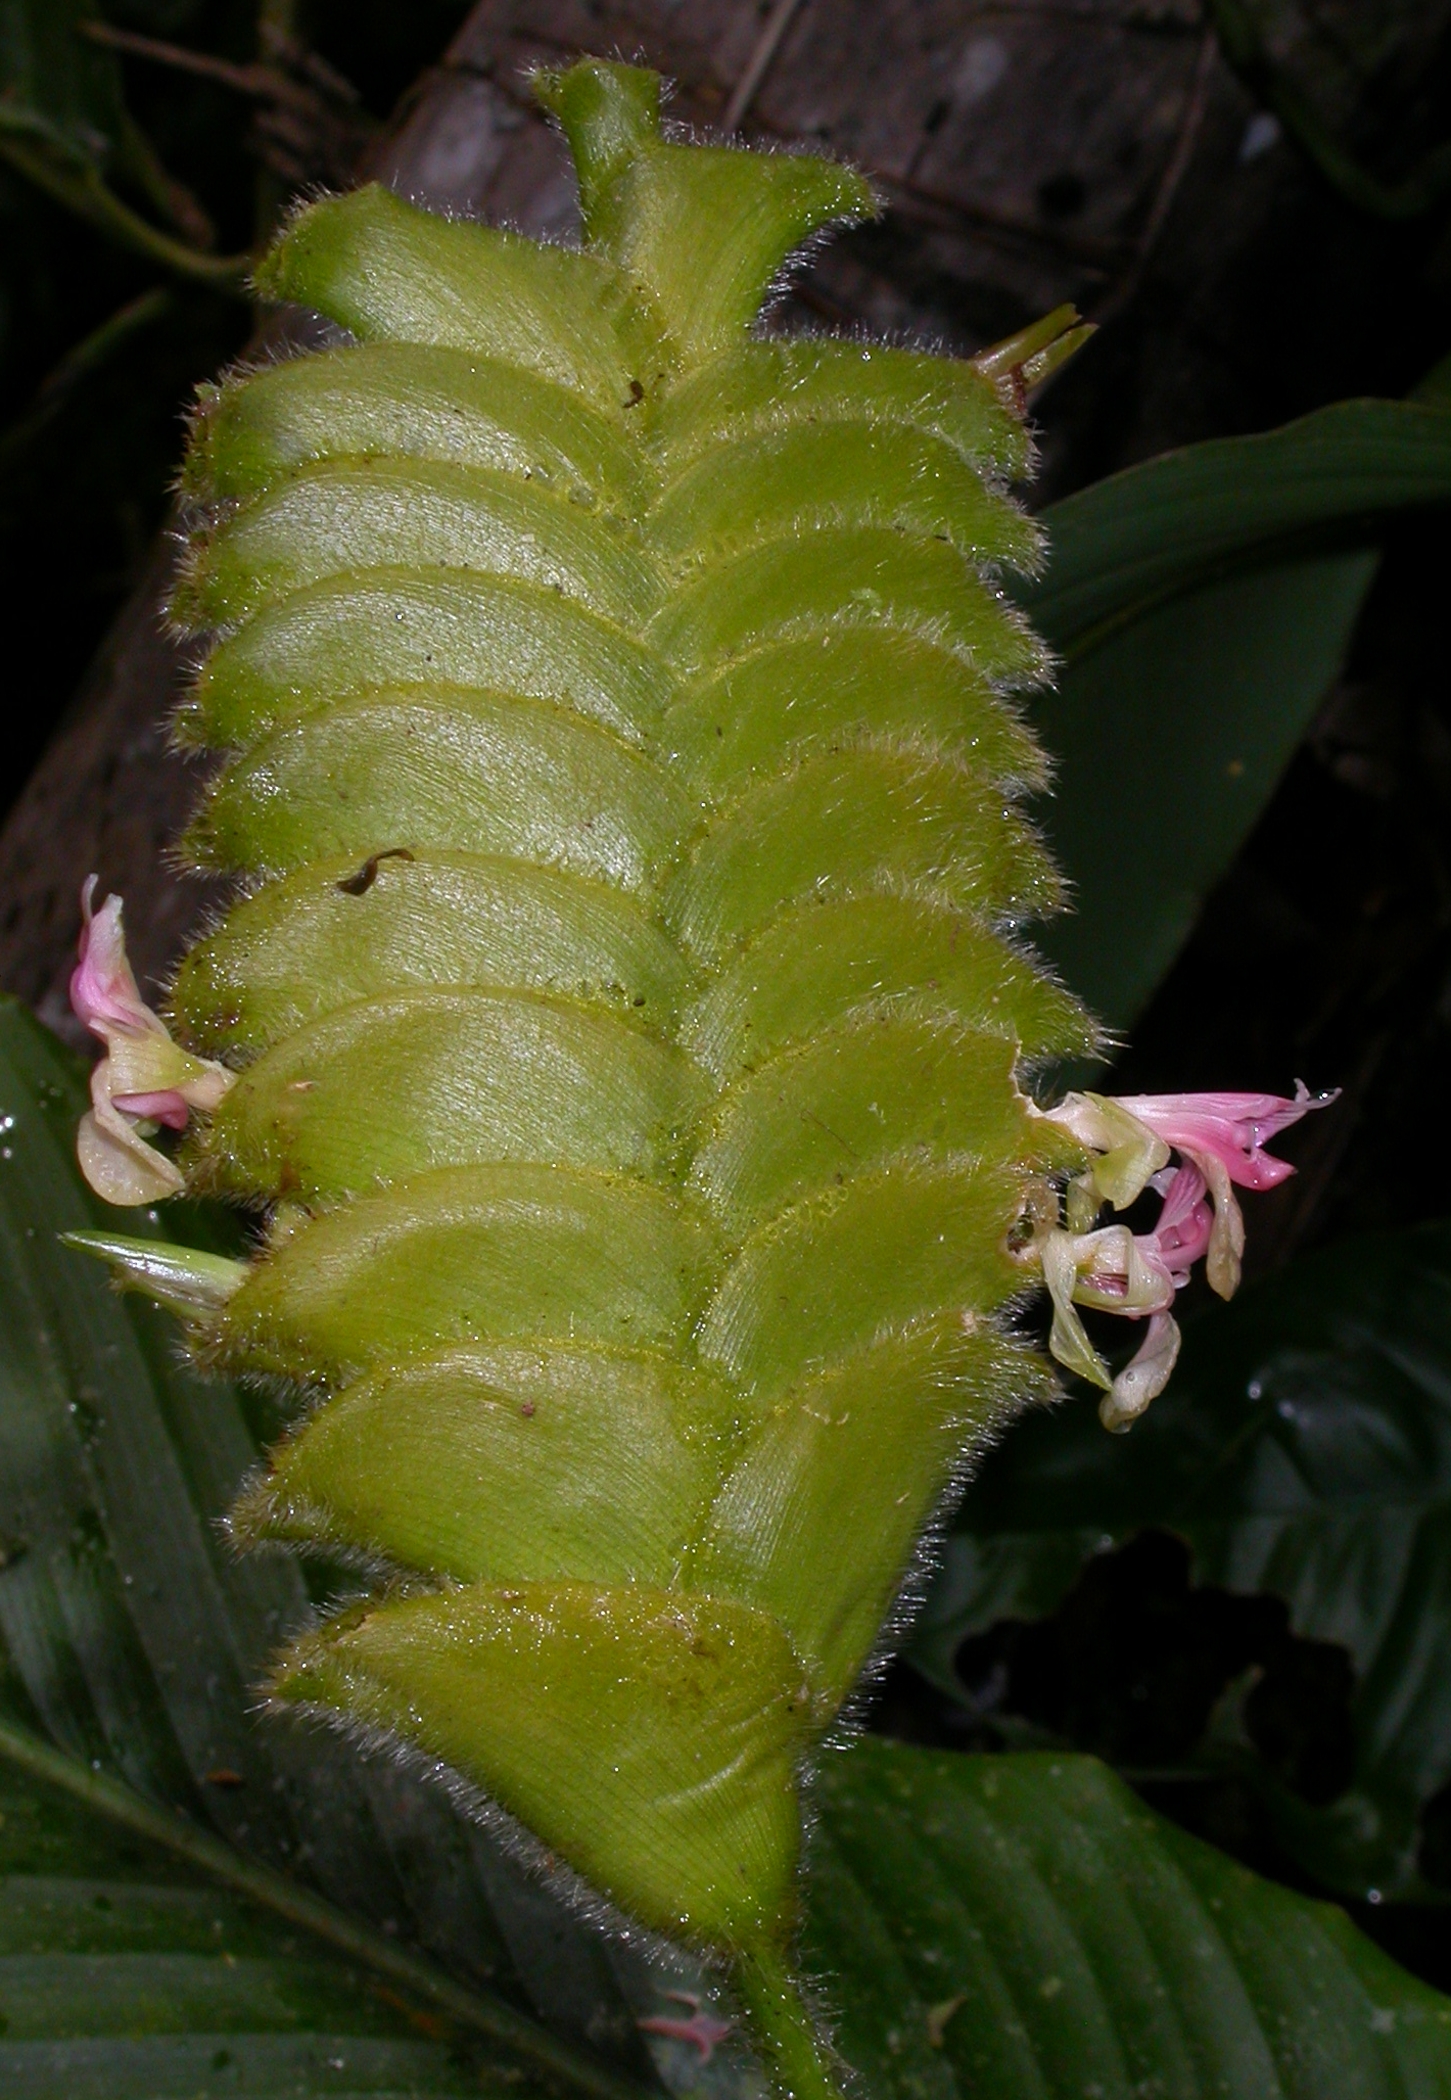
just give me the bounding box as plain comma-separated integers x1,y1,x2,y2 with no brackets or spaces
115,108,217,249
0,1714,658,2100
732,1943,850,2100
0,140,251,289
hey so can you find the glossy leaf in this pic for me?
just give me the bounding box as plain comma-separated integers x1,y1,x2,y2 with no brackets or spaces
914,1221,1451,1901
1022,399,1451,1031
0,1726,512,2098
809,1739,1451,2100
1032,548,1376,1032
1025,401,1451,649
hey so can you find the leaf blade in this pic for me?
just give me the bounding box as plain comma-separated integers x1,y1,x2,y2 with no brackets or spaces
1032,549,1377,1030
1020,398,1451,1034
1022,399,1451,652
0,1724,503,2097
809,1741,1451,2098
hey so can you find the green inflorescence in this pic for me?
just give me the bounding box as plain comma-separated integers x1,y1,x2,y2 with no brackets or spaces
124,60,1096,2099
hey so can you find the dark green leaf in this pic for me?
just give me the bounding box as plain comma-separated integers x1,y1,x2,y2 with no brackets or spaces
1022,399,1451,1032
0,0,124,169
1033,548,1376,1031
1023,401,1451,654
0,996,675,2096
1413,353,1451,409
809,1740,1451,2100
0,1725,506,2096
914,1221,1451,1900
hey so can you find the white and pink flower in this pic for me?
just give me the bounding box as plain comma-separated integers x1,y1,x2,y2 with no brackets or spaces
1032,1083,1335,1431
70,876,233,1206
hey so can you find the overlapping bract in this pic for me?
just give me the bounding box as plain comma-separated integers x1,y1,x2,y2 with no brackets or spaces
165,62,1090,1980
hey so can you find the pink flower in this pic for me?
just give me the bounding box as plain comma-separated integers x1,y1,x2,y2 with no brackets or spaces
1146,1160,1214,1284
70,880,167,1039
1112,1087,1325,1192
638,1993,734,2063
1033,1082,1335,1430
1114,1083,1334,1300
70,877,233,1207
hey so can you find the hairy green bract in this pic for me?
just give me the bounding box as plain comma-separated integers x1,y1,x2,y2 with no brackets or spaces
69,61,1101,2099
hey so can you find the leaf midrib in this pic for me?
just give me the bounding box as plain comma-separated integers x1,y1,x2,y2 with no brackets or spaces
0,1712,661,2100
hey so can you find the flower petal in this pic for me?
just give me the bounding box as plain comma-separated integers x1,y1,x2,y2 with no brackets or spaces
637,2012,734,2063
1113,1084,1334,1191
77,1094,185,1206
1041,1228,1112,1391
70,878,234,1205
1183,1145,1246,1299
1069,1222,1176,1316
107,1027,234,1122
1034,1091,1169,1208
71,880,166,1041
1147,1160,1213,1283
1100,1312,1181,1433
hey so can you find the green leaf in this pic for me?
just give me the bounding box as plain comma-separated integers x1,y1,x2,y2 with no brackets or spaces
0,0,124,169
1021,399,1451,1032
1031,548,1376,1032
809,1739,1451,2100
0,1723,502,2096
1024,402,1451,651
0,995,674,2097
914,1221,1451,1901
